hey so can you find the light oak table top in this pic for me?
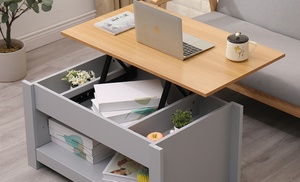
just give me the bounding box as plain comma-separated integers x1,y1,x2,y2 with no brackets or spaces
62,4,285,97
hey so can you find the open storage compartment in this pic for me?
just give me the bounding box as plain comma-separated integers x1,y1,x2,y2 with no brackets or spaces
130,94,243,182
23,57,243,182
37,55,129,99
130,94,227,136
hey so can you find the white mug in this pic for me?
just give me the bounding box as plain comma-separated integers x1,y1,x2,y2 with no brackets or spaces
226,32,257,62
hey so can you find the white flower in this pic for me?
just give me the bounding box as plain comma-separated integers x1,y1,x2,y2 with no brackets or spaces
62,70,96,87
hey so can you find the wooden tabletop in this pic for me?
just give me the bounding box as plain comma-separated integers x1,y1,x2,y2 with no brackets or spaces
62,3,285,97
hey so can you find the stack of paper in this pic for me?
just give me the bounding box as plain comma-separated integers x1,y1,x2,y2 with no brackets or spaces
49,118,115,164
92,79,163,124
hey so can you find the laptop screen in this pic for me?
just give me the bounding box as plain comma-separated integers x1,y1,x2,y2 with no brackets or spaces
134,1,184,59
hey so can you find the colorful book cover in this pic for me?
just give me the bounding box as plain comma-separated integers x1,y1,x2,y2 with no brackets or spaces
49,118,115,164
102,153,144,182
48,118,100,149
51,136,115,164
49,127,113,155
94,11,135,35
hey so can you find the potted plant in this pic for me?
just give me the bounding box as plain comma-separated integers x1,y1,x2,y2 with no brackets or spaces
171,109,193,130
0,0,53,82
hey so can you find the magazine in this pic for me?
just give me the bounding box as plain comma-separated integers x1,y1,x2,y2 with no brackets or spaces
94,11,135,35
102,153,144,182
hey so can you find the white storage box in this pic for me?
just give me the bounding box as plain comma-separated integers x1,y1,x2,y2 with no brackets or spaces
93,79,163,112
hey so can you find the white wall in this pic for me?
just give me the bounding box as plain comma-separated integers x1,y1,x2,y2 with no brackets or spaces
167,0,210,18
12,0,96,51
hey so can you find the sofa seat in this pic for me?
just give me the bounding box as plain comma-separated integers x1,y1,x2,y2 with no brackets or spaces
194,12,300,108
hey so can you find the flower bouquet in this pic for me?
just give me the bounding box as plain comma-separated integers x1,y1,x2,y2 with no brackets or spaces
62,70,96,88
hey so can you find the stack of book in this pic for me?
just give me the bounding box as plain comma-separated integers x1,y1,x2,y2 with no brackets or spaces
49,118,115,164
91,79,163,125
102,152,145,182
93,11,135,36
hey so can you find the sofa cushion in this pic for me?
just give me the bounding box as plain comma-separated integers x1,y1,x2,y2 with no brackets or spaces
194,12,300,107
216,0,300,41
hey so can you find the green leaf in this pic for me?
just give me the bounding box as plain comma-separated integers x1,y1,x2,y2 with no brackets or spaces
41,3,52,12
2,0,14,2
42,0,53,6
125,107,156,120
73,148,87,160
3,0,20,1
26,0,35,7
63,135,83,149
134,107,156,115
32,2,39,13
1,13,8,23
135,97,152,105
9,2,18,13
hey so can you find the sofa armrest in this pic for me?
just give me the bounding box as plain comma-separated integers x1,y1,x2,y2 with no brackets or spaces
209,0,218,11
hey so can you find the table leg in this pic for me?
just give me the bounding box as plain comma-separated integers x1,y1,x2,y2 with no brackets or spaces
99,55,112,83
158,81,172,110
175,85,189,97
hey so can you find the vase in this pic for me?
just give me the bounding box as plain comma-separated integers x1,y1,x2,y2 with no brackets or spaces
170,126,180,133
0,39,27,82
174,126,180,131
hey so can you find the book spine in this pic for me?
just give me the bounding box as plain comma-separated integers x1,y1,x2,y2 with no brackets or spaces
97,99,160,112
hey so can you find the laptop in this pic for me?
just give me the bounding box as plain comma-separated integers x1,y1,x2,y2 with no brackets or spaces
133,0,214,60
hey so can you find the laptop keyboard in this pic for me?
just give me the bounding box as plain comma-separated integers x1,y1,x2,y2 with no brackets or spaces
183,42,202,57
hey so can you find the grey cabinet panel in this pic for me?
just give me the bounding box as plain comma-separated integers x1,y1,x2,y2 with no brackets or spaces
23,57,243,182
157,103,242,182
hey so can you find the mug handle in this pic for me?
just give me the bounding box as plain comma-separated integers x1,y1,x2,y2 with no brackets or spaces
249,41,257,56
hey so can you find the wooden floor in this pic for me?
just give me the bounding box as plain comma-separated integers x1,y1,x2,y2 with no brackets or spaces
1,38,300,182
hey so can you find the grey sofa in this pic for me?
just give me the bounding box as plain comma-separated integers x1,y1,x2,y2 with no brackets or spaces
194,0,300,118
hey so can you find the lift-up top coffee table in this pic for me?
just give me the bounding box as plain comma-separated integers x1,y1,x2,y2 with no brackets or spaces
23,3,284,182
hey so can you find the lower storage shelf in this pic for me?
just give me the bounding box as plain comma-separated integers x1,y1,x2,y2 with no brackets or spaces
37,142,113,182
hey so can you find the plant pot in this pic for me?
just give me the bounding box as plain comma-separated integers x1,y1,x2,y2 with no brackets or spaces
170,126,180,133
0,39,27,82
174,126,180,131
